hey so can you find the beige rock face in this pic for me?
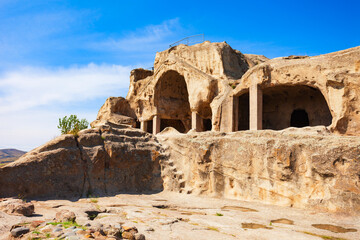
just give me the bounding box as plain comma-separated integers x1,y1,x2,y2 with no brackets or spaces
0,124,163,199
157,128,360,213
91,97,137,128
226,46,360,135
125,41,265,133
1,41,360,218
0,199,34,216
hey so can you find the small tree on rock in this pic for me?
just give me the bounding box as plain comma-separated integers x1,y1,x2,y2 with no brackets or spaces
57,115,89,135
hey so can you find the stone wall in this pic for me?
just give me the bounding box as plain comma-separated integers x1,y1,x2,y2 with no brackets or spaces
157,128,360,213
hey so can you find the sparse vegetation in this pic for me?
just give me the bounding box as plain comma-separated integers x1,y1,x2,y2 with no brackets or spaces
207,226,219,232
89,195,98,203
300,231,348,240
47,221,86,230
17,193,26,202
57,115,88,136
215,212,223,216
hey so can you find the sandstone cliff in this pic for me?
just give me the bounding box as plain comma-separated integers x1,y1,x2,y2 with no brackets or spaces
226,46,360,135
125,41,267,129
0,124,164,199
157,127,360,213
2,42,360,217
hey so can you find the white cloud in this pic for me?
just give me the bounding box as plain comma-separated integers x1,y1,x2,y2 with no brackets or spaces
0,109,98,151
0,63,132,151
0,63,132,113
93,18,182,52
0,18,185,151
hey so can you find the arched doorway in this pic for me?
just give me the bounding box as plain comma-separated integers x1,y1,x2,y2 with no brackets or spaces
236,91,250,131
290,109,309,127
154,70,191,133
262,85,332,130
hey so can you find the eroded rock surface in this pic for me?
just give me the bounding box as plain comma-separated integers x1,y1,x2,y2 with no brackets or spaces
91,97,137,128
0,124,164,199
0,199,34,216
229,46,360,135
157,127,360,213
1,193,359,240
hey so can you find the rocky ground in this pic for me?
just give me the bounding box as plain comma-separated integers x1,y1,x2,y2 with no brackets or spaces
0,192,359,240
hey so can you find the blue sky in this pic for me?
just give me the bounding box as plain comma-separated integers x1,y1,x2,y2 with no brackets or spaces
0,0,359,151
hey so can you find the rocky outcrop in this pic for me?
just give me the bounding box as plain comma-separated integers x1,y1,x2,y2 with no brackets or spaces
243,53,269,67
126,41,262,125
157,127,360,213
0,199,34,216
0,124,164,199
91,97,137,128
228,46,360,135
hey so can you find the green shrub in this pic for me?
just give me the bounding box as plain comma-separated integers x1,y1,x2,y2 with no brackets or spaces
57,115,88,136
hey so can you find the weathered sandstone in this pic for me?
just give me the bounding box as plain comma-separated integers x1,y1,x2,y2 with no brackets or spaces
0,199,34,216
125,41,267,130
91,96,137,128
1,41,360,220
0,123,163,199
226,46,360,135
157,127,360,213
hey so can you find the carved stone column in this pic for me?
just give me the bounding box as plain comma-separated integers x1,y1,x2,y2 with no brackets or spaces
140,121,148,132
153,115,161,134
192,112,202,132
232,96,239,132
250,84,263,130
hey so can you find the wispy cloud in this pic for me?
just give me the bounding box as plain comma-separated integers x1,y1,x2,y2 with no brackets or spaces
0,63,132,151
0,63,132,113
92,18,183,52
0,108,97,151
0,14,186,150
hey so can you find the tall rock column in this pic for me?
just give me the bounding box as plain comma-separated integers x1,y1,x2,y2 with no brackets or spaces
232,96,239,132
153,115,161,134
250,84,262,130
140,121,148,132
192,112,202,132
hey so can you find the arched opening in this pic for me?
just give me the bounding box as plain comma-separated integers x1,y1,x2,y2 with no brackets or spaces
262,85,332,130
135,120,141,129
147,120,153,133
203,118,212,131
154,70,191,133
160,119,186,133
237,92,250,130
290,109,309,127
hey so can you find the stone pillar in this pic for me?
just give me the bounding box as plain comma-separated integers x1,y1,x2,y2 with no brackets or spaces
232,96,239,132
140,121,148,132
192,112,202,132
153,115,161,135
250,84,263,130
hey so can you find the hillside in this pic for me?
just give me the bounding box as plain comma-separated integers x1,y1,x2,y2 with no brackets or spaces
0,149,26,164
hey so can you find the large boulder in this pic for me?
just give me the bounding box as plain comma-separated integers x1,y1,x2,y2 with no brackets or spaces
0,124,164,199
91,97,137,128
0,198,34,216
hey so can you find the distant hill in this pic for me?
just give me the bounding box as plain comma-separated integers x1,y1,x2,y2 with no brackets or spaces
0,149,26,165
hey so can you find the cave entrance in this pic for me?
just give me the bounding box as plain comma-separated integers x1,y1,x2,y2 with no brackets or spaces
154,70,191,133
262,85,332,130
237,92,250,130
203,118,212,131
160,119,186,133
290,109,309,127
